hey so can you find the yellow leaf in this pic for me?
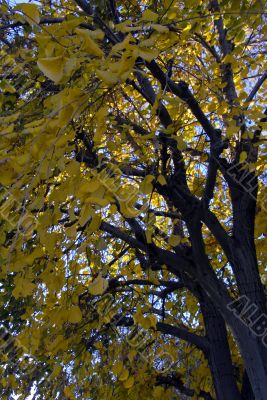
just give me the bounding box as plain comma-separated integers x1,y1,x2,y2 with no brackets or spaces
112,360,124,375
140,37,156,47
63,57,79,77
94,105,109,144
1,81,16,93
64,386,74,399
67,306,83,324
168,235,181,247
16,3,40,25
7,374,16,388
239,151,247,163
141,9,158,22
1,124,14,135
96,105,109,122
128,349,137,362
79,203,92,227
96,69,119,85
157,175,167,185
136,47,159,62
140,175,154,194
88,213,102,232
0,112,20,125
118,368,129,381
119,202,141,218
12,276,36,299
119,25,143,33
88,29,105,40
148,315,157,329
51,364,61,378
111,34,133,54
150,24,169,33
223,54,235,64
226,124,239,138
108,56,135,76
88,273,108,295
75,28,103,57
79,178,101,194
153,386,164,398
37,56,64,83
176,137,187,150
133,308,144,325
87,196,110,207
65,224,76,239
145,229,153,244
123,376,134,389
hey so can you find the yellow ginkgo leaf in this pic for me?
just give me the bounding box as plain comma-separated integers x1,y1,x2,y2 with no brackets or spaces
145,228,153,244
176,137,187,150
239,151,247,163
88,273,108,295
63,386,74,399
118,368,129,381
1,81,16,93
88,214,102,232
136,47,159,62
150,23,169,33
79,203,92,227
75,28,103,57
141,9,158,22
12,276,36,299
86,196,110,207
37,56,64,83
51,364,61,378
168,235,181,247
112,360,124,375
140,174,154,194
123,376,135,389
96,69,120,85
16,3,40,25
119,202,141,218
67,306,83,324
0,112,20,125
79,178,101,194
157,175,167,186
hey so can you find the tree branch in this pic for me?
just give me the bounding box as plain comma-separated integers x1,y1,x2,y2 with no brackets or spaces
156,321,209,352
100,221,147,251
245,70,267,103
146,60,221,144
115,316,208,352
156,373,214,399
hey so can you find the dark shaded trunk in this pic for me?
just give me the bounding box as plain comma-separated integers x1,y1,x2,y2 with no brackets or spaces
241,370,255,400
231,191,266,316
231,185,267,378
200,294,242,400
186,212,267,399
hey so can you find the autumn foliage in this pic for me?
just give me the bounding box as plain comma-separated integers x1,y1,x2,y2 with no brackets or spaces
0,0,267,399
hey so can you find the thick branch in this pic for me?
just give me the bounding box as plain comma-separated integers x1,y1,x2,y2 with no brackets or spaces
115,316,208,352
156,321,209,352
156,374,214,400
100,221,147,251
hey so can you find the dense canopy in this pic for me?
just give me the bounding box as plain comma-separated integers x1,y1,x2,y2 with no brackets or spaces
0,0,267,399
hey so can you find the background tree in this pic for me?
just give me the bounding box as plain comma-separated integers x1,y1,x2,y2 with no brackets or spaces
0,0,266,399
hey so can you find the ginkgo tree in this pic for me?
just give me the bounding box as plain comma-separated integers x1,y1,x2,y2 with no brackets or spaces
0,0,266,399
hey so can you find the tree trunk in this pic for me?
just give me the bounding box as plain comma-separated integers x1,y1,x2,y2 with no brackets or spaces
241,370,255,400
230,317,267,400
200,294,242,400
231,192,266,315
